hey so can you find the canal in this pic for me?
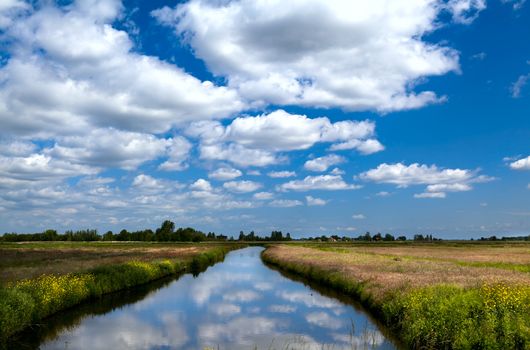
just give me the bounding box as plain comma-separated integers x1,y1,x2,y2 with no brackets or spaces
10,247,400,349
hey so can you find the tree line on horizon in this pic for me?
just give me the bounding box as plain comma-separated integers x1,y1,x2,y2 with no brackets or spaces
0,221,292,242
0,221,528,242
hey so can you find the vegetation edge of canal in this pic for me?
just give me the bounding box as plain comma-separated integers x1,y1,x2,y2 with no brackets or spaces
0,244,242,343
261,245,530,350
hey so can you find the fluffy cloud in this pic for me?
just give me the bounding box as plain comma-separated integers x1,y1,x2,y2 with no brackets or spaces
132,174,164,190
0,140,36,156
278,175,360,192
304,154,345,172
190,179,213,192
414,192,446,199
208,167,243,181
329,138,384,154
0,153,97,189
0,1,243,138
510,156,530,170
352,214,365,219
362,163,477,186
306,196,327,206
253,192,274,200
0,0,28,29
360,162,492,198
269,199,303,208
224,110,378,152
426,183,471,192
153,0,483,112
187,110,382,167
267,171,296,178
46,128,189,170
447,0,486,24
198,143,281,167
158,137,192,171
223,180,262,193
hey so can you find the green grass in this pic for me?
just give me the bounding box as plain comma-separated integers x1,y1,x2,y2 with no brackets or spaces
0,245,238,342
384,283,530,349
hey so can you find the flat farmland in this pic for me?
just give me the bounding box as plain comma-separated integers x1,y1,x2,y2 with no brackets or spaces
262,242,530,349
0,242,221,284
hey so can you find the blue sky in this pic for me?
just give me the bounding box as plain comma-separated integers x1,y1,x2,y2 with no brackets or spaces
0,0,528,238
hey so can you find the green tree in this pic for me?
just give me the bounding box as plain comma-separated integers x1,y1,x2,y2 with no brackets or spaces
383,233,395,241
102,231,114,241
156,220,174,241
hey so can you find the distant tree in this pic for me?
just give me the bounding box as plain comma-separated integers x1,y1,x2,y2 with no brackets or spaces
373,233,382,241
361,232,372,241
413,234,425,241
397,235,407,241
207,232,216,240
42,229,58,241
270,231,284,241
117,229,130,241
103,231,114,241
156,220,174,241
383,233,395,241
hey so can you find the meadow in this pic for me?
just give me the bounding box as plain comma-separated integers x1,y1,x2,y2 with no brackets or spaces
0,242,242,342
262,242,530,350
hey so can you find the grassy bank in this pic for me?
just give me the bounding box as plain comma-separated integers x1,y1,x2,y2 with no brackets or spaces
262,243,530,349
0,243,242,341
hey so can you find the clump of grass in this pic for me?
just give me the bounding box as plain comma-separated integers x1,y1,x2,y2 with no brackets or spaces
385,283,530,349
0,246,236,341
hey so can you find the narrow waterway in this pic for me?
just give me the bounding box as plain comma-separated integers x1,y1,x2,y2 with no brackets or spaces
12,247,400,349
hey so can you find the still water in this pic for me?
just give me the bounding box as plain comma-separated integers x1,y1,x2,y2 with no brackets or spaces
15,247,399,349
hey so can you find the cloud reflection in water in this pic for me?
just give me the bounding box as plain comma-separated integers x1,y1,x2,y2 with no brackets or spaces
40,247,396,349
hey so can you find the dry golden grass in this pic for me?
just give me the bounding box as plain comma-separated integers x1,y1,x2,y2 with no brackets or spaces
351,244,530,265
264,243,530,303
0,243,210,283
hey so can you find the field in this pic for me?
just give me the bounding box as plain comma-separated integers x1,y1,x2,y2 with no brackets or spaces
262,242,530,349
0,242,242,342
0,241,232,284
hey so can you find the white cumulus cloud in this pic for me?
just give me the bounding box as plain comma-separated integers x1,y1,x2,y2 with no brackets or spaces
223,180,262,193
187,110,381,167
306,196,327,206
270,199,303,207
154,0,481,112
361,162,493,198
279,175,361,192
0,1,244,139
304,154,345,172
510,156,530,170
208,167,243,181
190,179,213,192
267,171,296,178
253,192,274,200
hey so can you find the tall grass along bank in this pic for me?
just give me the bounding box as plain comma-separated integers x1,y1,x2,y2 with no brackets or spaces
262,244,530,350
0,245,238,342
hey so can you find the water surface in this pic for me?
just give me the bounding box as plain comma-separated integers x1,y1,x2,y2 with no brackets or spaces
15,247,399,349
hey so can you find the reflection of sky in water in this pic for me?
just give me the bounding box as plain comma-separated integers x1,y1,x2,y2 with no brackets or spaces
41,247,396,350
